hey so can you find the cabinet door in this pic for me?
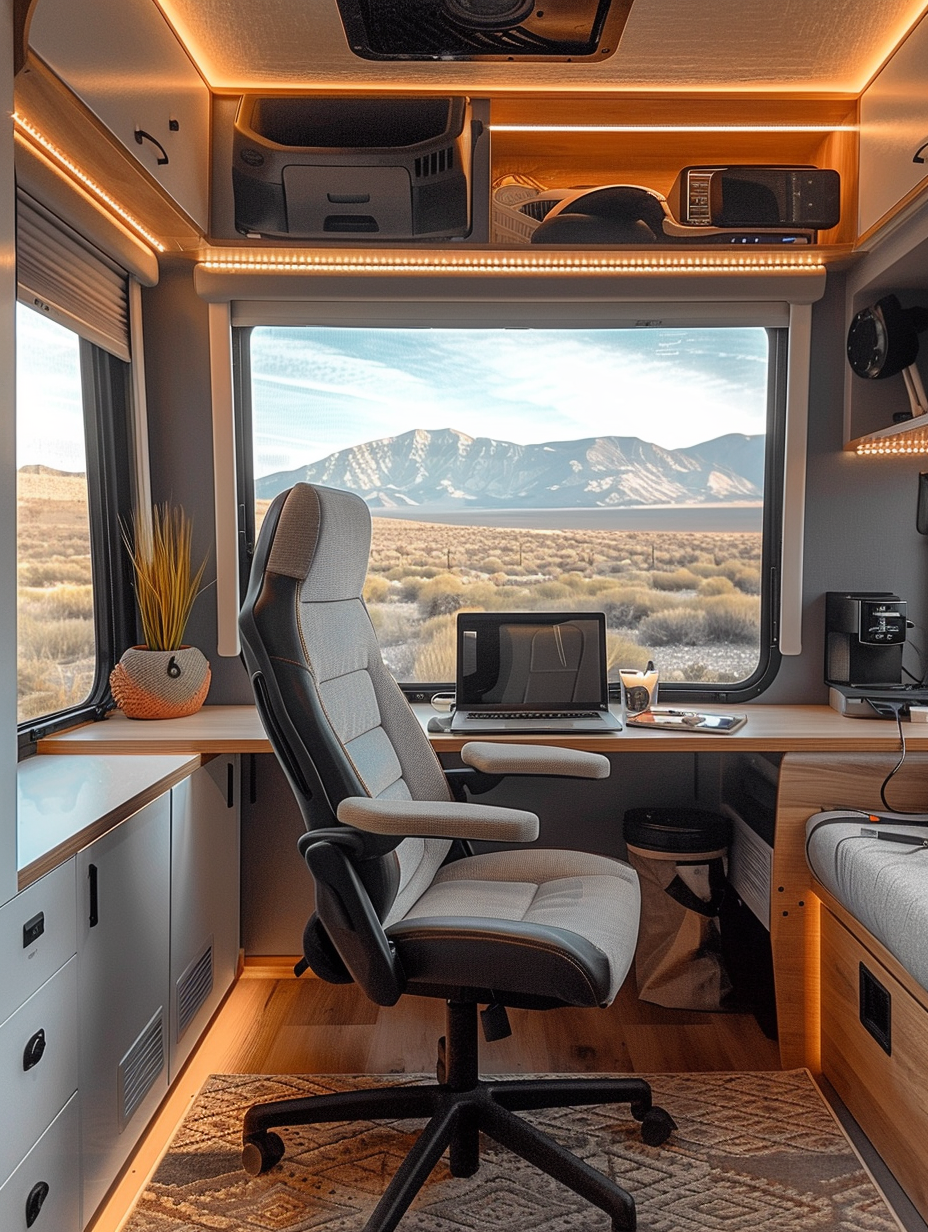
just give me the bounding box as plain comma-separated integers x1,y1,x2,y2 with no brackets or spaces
169,756,240,1079
76,795,171,1225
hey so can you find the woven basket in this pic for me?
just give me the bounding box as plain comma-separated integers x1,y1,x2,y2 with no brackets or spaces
110,645,211,720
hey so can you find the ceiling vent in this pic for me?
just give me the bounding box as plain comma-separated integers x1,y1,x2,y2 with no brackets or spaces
334,0,634,61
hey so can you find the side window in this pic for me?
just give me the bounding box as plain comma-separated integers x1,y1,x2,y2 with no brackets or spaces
16,302,134,735
16,305,94,723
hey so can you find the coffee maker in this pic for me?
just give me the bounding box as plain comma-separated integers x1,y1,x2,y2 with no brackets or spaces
825,592,907,687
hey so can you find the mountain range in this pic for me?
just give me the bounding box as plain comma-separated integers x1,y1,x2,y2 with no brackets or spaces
256,427,764,510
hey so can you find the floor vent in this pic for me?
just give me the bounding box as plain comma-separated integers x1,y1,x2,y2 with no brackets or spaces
118,1007,165,1130
177,940,214,1042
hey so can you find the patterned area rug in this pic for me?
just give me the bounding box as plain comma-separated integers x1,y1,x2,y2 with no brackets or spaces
124,1070,901,1231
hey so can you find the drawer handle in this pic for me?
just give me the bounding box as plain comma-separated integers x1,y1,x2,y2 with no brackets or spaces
88,863,98,928
25,1181,49,1227
22,1029,46,1072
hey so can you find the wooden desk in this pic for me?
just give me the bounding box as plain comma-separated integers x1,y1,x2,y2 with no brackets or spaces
35,701,928,756
37,703,928,1072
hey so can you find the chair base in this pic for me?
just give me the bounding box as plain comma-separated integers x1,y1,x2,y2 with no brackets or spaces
242,1000,675,1232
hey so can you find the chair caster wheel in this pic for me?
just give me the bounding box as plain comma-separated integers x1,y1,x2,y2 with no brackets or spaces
242,1131,285,1175
639,1106,676,1147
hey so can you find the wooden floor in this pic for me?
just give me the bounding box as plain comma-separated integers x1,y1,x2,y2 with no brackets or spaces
91,967,780,1232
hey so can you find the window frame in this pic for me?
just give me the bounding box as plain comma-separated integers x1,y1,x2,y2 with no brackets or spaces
17,324,136,751
233,316,788,706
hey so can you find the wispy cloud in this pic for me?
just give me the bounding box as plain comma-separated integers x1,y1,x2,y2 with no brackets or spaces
251,326,769,477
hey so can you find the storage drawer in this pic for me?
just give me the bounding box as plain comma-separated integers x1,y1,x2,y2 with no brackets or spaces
821,908,928,1223
0,1092,80,1231
0,861,76,1026
0,957,78,1184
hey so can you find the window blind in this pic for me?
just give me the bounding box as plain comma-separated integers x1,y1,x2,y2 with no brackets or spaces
16,188,130,361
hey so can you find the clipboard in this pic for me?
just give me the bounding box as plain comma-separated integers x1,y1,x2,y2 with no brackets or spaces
626,708,747,734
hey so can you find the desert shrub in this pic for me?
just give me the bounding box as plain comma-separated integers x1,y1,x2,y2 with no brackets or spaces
686,562,725,578
417,574,467,618
638,608,709,646
599,587,683,627
718,560,761,594
411,614,457,681
650,568,701,592
19,584,94,620
18,557,93,587
661,664,742,684
396,575,427,602
702,594,760,643
18,612,95,662
532,581,573,602
698,575,735,596
605,634,652,673
363,576,391,605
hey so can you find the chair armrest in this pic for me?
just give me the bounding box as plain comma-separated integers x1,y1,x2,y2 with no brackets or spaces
336,796,539,843
460,741,611,780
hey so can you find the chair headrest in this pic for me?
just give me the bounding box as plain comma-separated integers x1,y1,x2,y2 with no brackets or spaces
266,482,372,601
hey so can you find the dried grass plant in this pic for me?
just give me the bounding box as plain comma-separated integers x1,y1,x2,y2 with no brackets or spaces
123,503,208,651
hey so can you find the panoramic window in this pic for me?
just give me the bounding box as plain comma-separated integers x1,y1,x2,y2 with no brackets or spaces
246,323,780,694
16,303,96,724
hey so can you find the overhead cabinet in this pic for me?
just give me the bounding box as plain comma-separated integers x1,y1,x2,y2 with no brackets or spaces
859,10,928,238
27,0,210,229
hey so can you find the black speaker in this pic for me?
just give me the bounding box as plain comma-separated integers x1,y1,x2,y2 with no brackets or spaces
669,165,840,232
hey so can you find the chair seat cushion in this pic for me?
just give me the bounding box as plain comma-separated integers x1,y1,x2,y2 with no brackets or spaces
386,849,639,1008
806,810,928,994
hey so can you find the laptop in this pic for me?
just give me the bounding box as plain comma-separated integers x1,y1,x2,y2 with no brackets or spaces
450,611,621,734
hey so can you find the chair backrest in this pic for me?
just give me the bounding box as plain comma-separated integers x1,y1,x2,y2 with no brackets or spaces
239,482,453,932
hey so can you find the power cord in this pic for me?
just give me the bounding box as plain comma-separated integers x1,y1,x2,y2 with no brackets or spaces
880,702,908,811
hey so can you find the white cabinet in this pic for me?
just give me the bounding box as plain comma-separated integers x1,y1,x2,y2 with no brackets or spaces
0,860,78,1228
169,755,240,1078
859,11,928,237
0,1095,81,1232
76,794,171,1223
28,0,210,228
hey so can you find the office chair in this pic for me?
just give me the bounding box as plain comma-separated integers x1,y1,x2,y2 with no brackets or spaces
237,482,674,1232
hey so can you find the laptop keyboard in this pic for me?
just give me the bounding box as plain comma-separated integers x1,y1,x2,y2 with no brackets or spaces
467,710,600,720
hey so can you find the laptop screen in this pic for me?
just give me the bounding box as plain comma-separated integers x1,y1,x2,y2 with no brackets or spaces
455,612,609,711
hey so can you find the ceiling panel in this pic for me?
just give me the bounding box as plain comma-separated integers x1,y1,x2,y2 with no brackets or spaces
149,0,928,94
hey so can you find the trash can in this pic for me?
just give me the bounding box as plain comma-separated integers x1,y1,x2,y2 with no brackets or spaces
623,808,733,1011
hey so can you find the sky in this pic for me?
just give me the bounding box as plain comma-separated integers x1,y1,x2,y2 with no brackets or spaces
16,302,87,473
251,324,770,479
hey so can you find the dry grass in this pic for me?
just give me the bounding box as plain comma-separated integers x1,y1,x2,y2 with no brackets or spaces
17,472,97,723
123,504,208,651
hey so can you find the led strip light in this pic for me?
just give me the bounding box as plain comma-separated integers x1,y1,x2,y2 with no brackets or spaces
13,113,166,253
200,251,827,275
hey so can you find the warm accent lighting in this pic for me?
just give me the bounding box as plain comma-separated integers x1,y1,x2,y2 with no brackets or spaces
13,113,166,254
200,250,826,276
490,124,857,133
854,422,928,454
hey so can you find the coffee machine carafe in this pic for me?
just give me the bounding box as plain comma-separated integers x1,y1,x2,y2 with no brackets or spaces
825,592,907,686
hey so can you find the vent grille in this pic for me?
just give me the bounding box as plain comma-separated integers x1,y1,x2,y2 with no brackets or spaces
177,941,214,1041
414,146,454,179
334,0,627,61
118,1007,165,1130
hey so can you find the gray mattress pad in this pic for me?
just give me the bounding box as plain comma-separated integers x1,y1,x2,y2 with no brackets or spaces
805,809,928,994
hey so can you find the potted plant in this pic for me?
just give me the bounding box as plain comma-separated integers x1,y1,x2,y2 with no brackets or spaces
109,502,211,719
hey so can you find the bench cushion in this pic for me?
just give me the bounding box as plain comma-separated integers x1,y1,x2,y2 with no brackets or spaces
805,809,928,994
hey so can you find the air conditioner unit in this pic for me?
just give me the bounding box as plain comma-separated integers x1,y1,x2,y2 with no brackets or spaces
232,96,482,240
